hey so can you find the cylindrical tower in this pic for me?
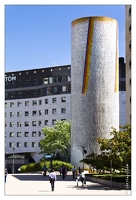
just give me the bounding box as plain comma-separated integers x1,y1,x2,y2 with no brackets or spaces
71,16,119,168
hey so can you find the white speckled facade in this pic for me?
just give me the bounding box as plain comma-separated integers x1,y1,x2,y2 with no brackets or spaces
71,17,119,168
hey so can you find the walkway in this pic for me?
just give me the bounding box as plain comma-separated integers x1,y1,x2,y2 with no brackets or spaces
4,171,131,196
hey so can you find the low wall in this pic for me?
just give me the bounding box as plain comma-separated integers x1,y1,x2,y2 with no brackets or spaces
85,175,131,190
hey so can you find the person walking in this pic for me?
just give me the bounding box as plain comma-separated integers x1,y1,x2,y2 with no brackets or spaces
5,167,8,183
49,168,57,191
75,170,80,187
72,166,76,179
43,164,47,176
59,166,62,176
62,166,66,179
80,169,85,186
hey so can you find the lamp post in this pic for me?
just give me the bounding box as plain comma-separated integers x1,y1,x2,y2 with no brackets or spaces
12,146,15,174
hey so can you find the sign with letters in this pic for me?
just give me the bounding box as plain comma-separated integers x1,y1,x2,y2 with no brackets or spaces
5,76,16,81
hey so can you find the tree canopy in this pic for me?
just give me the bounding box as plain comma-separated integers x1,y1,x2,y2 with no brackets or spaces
39,120,71,159
83,125,131,172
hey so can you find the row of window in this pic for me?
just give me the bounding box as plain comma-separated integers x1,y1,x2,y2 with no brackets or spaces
5,119,66,127
7,142,39,148
5,85,70,99
6,131,42,138
5,108,67,118
5,97,67,108
5,75,71,88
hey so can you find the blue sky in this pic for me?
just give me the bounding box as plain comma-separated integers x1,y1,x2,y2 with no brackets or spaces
5,4,126,72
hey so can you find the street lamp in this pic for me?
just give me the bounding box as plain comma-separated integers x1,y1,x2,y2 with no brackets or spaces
12,146,15,174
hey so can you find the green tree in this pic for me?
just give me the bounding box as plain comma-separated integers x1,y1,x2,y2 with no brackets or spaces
97,124,131,170
83,125,131,172
39,120,71,161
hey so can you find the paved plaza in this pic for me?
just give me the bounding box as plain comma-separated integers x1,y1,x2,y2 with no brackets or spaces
4,171,131,196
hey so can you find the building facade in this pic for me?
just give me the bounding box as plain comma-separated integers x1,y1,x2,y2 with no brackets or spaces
71,16,119,168
5,65,71,172
119,57,126,126
125,5,131,125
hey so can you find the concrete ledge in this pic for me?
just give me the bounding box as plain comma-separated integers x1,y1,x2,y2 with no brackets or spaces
85,175,131,190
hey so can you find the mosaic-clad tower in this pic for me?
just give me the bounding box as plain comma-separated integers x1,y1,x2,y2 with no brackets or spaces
71,16,119,168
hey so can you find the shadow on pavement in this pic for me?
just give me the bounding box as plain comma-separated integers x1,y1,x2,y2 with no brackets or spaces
13,174,76,181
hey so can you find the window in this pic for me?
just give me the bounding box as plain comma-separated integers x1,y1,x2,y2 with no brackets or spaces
25,121,29,127
17,101,22,107
17,112,21,117
5,112,7,118
32,132,36,137
52,119,56,125
10,112,14,117
45,120,48,125
33,79,37,86
17,122,21,127
32,100,37,106
53,86,58,93
129,41,131,51
25,91,30,97
46,87,52,95
5,103,7,108
32,111,37,116
10,132,14,137
39,110,42,115
39,121,42,126
61,108,66,113
129,7,131,17
129,78,131,86
33,90,37,96
45,98,48,104
24,132,29,137
17,142,21,148
32,142,36,147
25,101,29,106
18,80,22,87
129,60,131,69
52,109,56,114
32,121,36,126
9,142,15,148
39,100,42,105
45,109,48,115
61,97,66,102
52,98,57,103
10,122,14,127
11,82,15,88
25,111,29,116
62,86,67,92
10,102,14,107
39,131,41,137
10,92,15,98
66,75,71,82
43,78,48,84
61,119,66,121
26,79,30,86
24,142,29,147
129,25,131,33
5,122,7,127
18,91,22,97
17,132,21,137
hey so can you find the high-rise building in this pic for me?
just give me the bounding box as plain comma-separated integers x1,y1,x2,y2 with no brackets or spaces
125,5,131,125
5,65,71,172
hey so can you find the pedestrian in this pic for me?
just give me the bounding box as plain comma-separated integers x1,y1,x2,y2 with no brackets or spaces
5,167,8,183
78,167,81,174
75,170,80,187
43,164,47,176
80,169,85,186
62,166,66,179
72,166,76,179
59,166,62,176
49,168,57,191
